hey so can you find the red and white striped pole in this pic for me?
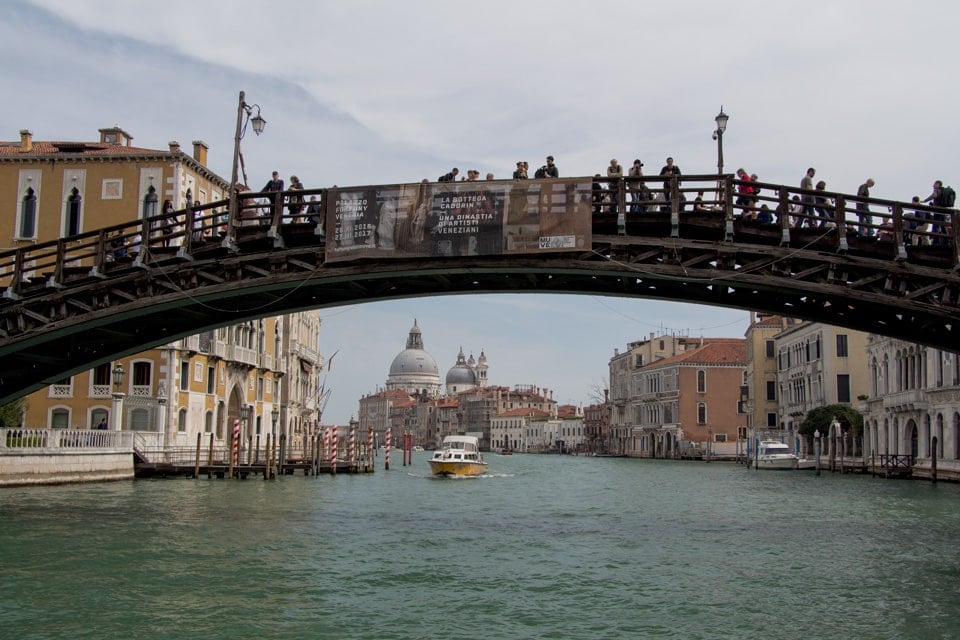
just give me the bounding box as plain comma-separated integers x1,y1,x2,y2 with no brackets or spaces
367,426,374,470
385,427,391,470
331,427,338,475
349,424,356,468
232,419,240,466
324,428,330,471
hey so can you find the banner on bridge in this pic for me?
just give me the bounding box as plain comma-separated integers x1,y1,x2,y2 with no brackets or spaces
324,179,592,263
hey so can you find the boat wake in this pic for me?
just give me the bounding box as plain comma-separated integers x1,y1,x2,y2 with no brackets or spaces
407,472,515,479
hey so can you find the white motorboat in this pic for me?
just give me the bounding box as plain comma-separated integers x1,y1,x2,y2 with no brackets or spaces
755,440,799,470
428,435,488,476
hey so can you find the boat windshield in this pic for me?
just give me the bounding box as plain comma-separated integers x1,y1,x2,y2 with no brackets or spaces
761,447,792,455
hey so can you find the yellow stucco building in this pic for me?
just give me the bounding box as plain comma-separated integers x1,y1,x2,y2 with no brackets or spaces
0,126,321,447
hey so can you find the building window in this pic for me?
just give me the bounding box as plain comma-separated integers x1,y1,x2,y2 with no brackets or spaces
51,408,70,429
766,380,776,401
714,433,727,443
205,411,214,433
19,187,37,238
765,340,775,358
178,408,187,432
93,364,110,386
132,361,152,387
697,370,706,393
837,374,851,403
697,402,707,424
91,408,108,429
766,412,777,427
836,334,849,357
194,361,203,382
65,187,82,236
180,360,190,391
207,366,215,394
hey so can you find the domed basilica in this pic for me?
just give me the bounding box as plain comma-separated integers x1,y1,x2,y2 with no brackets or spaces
385,320,488,399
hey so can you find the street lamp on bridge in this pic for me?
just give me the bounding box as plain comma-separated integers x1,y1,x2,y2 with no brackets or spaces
712,106,728,175
225,90,266,249
111,362,126,431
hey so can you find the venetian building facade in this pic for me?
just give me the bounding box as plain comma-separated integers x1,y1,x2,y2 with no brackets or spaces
861,336,960,479
775,322,869,432
743,313,802,433
608,333,732,455
0,127,320,444
628,339,746,458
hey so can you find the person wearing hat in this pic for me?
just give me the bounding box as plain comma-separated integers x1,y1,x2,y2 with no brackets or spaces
628,159,649,214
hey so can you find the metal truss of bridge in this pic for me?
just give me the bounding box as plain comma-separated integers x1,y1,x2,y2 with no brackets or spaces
0,173,957,403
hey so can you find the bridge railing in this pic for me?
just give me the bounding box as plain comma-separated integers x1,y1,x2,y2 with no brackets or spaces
0,176,955,302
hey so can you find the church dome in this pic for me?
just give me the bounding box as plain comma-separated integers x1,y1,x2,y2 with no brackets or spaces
445,347,477,392
386,320,441,397
389,349,440,377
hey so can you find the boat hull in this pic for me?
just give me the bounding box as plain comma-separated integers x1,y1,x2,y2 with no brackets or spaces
756,456,799,470
428,460,488,476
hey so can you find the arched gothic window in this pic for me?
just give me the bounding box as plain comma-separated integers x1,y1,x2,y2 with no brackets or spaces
20,187,37,238
66,187,82,236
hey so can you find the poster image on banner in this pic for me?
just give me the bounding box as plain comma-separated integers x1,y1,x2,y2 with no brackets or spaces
324,179,592,263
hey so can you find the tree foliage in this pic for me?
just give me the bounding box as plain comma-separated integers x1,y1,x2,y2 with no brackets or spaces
798,403,863,438
0,398,25,428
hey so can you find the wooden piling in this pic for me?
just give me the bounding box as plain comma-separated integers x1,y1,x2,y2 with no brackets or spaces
207,432,215,478
194,432,202,478
932,436,938,484
263,433,270,480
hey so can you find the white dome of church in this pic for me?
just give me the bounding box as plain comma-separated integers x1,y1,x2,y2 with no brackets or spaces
386,320,442,398
446,347,478,394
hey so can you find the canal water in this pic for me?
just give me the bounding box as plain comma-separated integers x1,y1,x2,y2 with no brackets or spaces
2,453,960,640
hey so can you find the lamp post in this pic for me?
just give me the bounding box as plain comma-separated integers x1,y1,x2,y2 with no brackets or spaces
224,90,266,249
111,363,126,431
156,382,168,448
713,106,729,175
814,429,821,476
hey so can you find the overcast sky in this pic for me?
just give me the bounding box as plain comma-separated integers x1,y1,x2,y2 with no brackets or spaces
4,1,958,423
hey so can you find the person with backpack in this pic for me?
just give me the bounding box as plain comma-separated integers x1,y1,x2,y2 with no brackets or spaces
534,155,558,179
923,180,956,244
438,168,459,182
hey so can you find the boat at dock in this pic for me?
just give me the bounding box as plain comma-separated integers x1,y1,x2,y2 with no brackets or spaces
428,435,488,476
755,440,800,470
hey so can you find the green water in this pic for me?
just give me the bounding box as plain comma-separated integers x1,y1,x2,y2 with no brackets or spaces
2,454,960,639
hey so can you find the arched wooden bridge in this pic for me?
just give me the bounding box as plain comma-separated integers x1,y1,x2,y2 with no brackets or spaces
0,173,956,403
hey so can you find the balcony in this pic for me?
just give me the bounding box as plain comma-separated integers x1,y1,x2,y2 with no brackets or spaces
259,352,273,370
294,342,319,364
883,388,928,413
180,335,200,353
225,344,258,367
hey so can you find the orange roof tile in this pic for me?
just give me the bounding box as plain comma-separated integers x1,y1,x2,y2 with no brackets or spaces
644,339,747,367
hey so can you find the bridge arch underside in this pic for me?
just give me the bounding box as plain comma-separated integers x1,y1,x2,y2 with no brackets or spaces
0,235,957,403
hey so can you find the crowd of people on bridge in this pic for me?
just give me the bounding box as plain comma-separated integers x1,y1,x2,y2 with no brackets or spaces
233,153,956,249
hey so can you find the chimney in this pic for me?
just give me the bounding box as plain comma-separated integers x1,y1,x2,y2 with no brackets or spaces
19,129,33,153
168,141,181,153
192,140,209,166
